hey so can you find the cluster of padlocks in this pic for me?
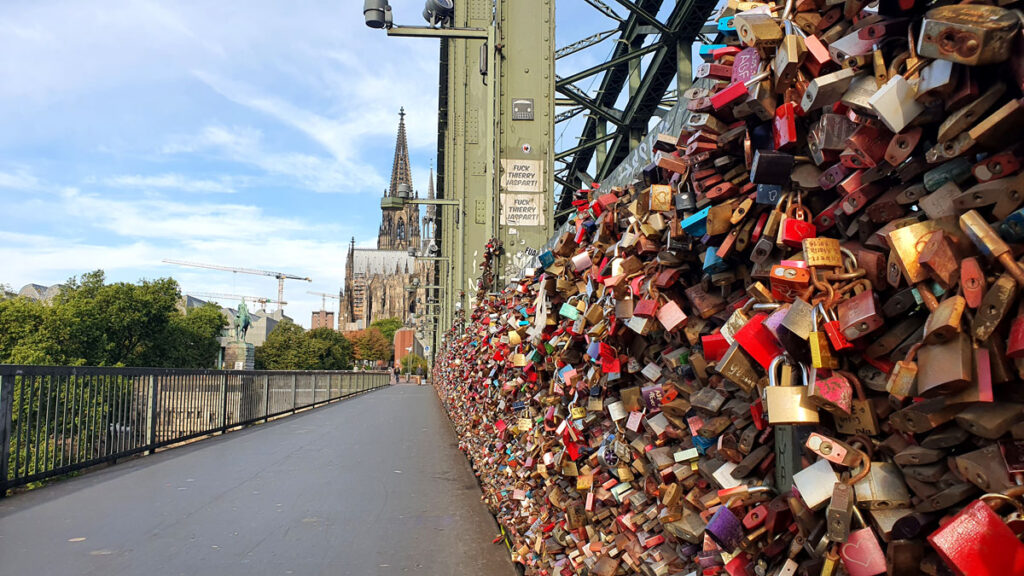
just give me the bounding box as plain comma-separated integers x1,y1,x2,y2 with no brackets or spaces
433,1,1024,574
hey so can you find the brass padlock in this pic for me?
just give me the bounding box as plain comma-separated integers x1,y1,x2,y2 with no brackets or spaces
809,304,838,369
918,4,1019,66
764,356,820,425
921,294,965,345
917,331,973,396
853,461,912,509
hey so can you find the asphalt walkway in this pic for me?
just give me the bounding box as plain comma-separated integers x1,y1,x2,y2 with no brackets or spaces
0,384,516,576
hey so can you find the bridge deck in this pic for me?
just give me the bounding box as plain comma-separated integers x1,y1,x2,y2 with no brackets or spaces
0,383,516,576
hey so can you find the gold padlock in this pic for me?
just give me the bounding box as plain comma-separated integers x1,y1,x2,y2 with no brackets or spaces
764,355,820,425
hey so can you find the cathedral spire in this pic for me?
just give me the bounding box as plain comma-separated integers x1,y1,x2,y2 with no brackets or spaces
427,161,435,200
388,107,413,198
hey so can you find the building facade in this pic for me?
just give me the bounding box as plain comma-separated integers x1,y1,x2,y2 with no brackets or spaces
338,109,434,332
311,310,335,330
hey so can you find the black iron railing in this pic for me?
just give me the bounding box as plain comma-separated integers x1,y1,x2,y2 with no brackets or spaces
0,366,390,494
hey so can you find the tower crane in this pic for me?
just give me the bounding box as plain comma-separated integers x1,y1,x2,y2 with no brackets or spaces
163,259,311,312
186,291,285,312
307,291,340,312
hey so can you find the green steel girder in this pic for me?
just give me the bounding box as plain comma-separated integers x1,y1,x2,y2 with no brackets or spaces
555,0,665,214
555,82,624,126
583,0,624,22
555,106,585,124
556,41,665,89
555,132,617,160
554,0,719,220
556,29,619,60
608,0,671,34
596,0,719,182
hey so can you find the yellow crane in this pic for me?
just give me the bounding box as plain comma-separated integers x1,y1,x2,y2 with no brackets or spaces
163,259,311,312
186,291,285,312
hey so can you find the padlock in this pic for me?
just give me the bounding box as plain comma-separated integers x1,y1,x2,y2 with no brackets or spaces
840,516,888,576
834,371,880,436
927,494,1024,575
807,369,853,415
808,305,838,370
922,294,965,345
917,331,973,396
770,264,811,302
764,356,820,425
886,342,920,401
836,281,884,340
854,462,911,510
960,209,1024,288
779,196,817,249
918,4,1020,66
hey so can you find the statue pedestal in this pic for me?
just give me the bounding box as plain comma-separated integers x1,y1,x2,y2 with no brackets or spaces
225,342,255,371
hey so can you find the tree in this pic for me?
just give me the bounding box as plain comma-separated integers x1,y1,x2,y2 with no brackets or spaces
306,328,354,370
401,353,428,374
0,270,223,368
255,320,308,370
255,321,355,370
351,328,392,363
165,303,227,369
370,317,403,344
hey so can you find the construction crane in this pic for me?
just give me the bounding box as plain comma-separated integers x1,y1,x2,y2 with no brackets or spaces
163,259,311,312
307,291,340,312
186,291,285,312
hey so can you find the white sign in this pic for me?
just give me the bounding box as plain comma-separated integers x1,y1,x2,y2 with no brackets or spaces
501,193,545,227
501,159,543,192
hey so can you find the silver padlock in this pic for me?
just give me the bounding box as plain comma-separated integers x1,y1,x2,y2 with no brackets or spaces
868,74,925,133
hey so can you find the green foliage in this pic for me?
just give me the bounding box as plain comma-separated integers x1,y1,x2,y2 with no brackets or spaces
370,317,403,343
166,303,228,369
255,321,354,370
0,270,224,368
351,327,393,362
400,353,428,374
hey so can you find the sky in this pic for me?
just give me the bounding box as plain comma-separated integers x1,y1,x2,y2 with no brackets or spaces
0,0,671,327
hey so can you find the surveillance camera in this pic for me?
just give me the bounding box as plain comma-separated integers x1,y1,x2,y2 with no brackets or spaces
364,0,391,29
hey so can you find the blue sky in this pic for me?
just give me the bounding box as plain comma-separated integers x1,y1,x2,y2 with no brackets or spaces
0,0,666,327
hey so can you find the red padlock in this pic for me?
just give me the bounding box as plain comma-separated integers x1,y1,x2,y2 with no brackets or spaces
927,495,1024,576
780,201,817,249
733,312,786,369
701,332,730,363
774,102,798,151
1007,313,1024,358
821,304,853,352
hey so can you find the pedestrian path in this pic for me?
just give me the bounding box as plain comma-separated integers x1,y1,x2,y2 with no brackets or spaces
0,385,516,576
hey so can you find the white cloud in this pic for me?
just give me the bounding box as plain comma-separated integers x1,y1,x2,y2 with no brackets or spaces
55,187,311,241
162,124,386,193
0,169,40,190
102,173,237,194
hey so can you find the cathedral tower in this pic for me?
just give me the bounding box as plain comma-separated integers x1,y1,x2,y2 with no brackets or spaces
378,108,421,251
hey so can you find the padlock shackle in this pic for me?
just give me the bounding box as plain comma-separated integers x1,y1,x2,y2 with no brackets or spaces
836,370,867,401
980,493,1024,516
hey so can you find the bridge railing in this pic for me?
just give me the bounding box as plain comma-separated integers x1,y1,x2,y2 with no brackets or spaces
0,366,391,495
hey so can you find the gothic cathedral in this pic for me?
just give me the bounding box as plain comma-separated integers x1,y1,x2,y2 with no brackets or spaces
338,109,435,332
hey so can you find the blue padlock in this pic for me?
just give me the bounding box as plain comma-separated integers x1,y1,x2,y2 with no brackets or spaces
703,247,729,275
681,206,711,237
717,16,737,35
1000,208,1024,243
698,44,728,61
